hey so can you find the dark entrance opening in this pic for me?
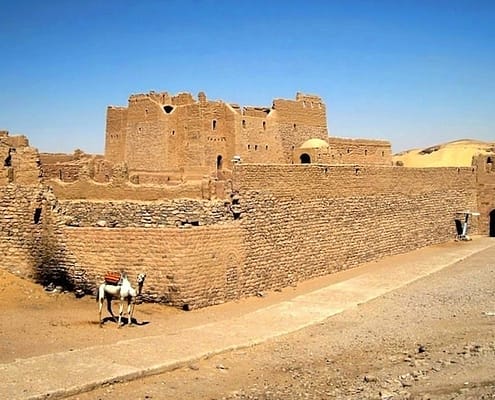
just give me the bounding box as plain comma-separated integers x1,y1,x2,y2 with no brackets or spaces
300,153,311,164
490,210,495,237
217,155,223,170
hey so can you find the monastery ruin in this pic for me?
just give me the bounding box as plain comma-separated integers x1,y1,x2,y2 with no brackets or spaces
1,91,495,310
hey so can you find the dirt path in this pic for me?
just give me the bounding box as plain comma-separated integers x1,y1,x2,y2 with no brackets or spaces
2,242,495,399
66,246,495,400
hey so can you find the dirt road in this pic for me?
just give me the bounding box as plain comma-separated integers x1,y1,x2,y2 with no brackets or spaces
2,243,495,399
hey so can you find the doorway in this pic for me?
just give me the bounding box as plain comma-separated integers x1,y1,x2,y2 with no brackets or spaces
490,209,495,237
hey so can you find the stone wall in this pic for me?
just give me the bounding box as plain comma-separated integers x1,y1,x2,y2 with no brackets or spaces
0,161,485,310
104,91,334,176
228,164,478,295
57,198,233,228
473,155,495,235
60,224,245,308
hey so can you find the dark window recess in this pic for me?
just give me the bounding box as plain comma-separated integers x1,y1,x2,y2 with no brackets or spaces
4,153,11,167
300,153,311,164
34,208,42,224
163,105,174,114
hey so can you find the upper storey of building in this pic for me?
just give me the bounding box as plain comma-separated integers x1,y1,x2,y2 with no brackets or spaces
104,91,391,183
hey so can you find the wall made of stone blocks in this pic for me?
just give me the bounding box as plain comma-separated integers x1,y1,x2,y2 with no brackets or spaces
61,224,245,308
229,164,478,295
0,185,55,280
57,198,233,228
47,178,212,201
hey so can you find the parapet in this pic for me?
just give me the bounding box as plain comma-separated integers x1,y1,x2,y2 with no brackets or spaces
128,91,195,106
0,130,30,147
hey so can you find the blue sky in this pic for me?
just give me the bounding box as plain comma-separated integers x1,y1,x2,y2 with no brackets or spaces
0,0,493,154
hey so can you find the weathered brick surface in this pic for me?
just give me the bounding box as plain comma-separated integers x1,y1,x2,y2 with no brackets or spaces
57,198,233,228
2,160,495,309
104,91,389,179
61,225,244,308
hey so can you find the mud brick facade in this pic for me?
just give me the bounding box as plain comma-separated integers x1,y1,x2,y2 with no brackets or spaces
1,92,495,309
104,91,391,184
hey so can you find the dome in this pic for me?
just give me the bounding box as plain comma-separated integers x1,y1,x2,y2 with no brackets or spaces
300,138,329,149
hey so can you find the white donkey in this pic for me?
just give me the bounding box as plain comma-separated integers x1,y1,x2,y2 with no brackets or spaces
97,273,146,327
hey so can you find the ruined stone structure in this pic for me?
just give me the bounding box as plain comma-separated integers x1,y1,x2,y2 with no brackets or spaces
104,92,391,184
1,92,495,310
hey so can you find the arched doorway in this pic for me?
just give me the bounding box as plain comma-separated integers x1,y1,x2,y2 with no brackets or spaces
216,155,223,170
300,153,311,164
490,210,495,237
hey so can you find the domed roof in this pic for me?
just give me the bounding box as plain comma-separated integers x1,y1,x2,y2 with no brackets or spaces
300,138,329,149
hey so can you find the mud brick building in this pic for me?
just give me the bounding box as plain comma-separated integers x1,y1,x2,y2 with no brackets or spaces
1,92,494,310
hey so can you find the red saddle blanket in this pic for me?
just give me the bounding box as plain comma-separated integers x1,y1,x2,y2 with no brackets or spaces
104,272,121,285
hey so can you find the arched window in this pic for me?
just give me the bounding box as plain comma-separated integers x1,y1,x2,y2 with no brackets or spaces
212,120,217,130
217,155,223,170
300,153,311,164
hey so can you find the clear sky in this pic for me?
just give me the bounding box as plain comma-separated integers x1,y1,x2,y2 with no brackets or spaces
1,0,493,154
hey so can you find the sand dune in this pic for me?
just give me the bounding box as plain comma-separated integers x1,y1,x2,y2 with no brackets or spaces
392,139,495,167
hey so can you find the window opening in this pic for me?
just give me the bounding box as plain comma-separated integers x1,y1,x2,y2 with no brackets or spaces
300,153,311,164
163,105,174,114
212,120,217,130
34,208,42,224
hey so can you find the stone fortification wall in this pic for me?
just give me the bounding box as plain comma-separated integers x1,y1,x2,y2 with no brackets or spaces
47,178,215,200
0,185,87,289
472,155,495,235
1,131,41,185
60,224,245,308
57,198,233,228
226,164,478,296
0,185,46,279
104,91,332,177
0,161,482,310
46,164,477,309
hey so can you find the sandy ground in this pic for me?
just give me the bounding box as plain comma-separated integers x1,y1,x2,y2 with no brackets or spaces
392,139,495,167
2,244,495,399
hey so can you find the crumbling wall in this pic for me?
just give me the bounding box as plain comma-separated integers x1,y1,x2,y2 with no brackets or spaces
105,106,128,163
105,91,335,176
